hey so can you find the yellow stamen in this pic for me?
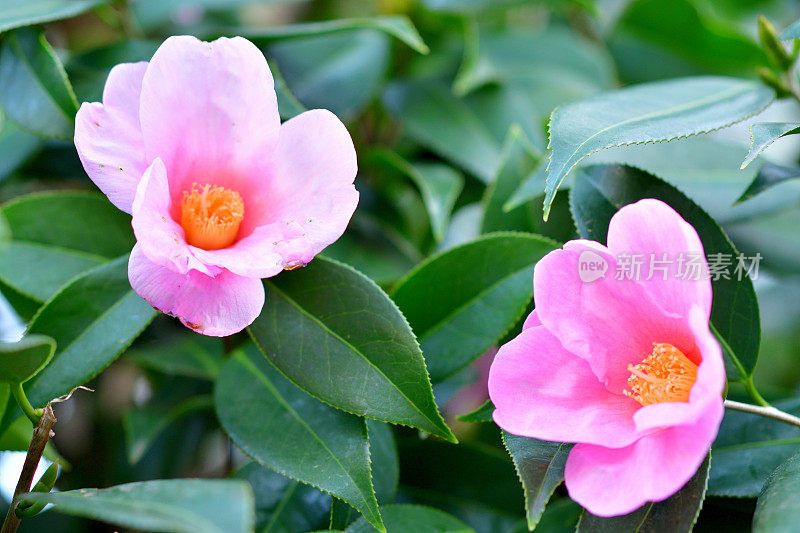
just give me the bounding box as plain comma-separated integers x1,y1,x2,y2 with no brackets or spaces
180,183,244,250
624,343,698,406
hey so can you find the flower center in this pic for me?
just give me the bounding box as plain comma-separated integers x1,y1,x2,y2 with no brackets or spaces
623,343,698,406
180,183,244,250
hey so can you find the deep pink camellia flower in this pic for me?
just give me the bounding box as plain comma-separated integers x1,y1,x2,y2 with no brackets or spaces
74,36,358,336
488,199,725,516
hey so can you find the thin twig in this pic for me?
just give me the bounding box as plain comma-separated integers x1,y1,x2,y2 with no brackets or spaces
1,404,56,533
724,399,800,429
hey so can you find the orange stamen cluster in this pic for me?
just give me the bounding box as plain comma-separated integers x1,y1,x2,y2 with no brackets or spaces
624,343,698,406
180,183,244,250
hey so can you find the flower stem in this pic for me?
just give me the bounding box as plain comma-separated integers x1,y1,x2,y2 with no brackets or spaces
724,399,800,429
0,404,56,533
708,322,770,407
11,383,43,425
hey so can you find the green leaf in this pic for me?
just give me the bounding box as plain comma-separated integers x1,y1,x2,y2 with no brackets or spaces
0,28,78,139
753,451,800,533
726,207,800,274
454,27,614,102
0,0,106,33
544,76,775,218
383,81,504,182
569,165,761,382
23,256,156,408
391,233,557,382
215,347,384,532
126,334,224,380
736,164,800,205
344,504,474,533
233,462,331,533
741,123,800,170
369,149,464,242
17,479,255,533
502,433,573,530
270,59,306,120
576,455,710,532
239,16,428,55
0,115,40,183
613,0,766,75
780,17,800,40
248,256,453,442
481,126,539,234
367,419,398,505
2,192,134,257
123,395,213,464
68,39,159,103
0,242,106,302
709,397,800,497
0,334,55,383
269,29,389,118
456,399,494,423
0,192,135,302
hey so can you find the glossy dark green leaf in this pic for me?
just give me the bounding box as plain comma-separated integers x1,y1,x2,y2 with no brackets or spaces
123,395,213,464
392,233,557,382
456,399,494,423
239,16,428,55
23,256,156,408
1,192,134,257
126,334,223,380
248,256,453,442
545,77,774,218
481,126,539,234
569,165,760,382
269,29,389,118
17,479,255,533
753,451,800,533
0,242,105,302
736,164,800,205
271,59,306,120
215,347,384,531
0,28,78,139
709,397,800,497
0,334,55,383
345,504,474,533
577,455,710,533
503,432,573,530
0,0,106,33
741,123,800,170
233,462,331,533
0,192,135,302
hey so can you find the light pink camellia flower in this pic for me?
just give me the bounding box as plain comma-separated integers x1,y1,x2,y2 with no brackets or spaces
488,199,725,517
74,36,358,336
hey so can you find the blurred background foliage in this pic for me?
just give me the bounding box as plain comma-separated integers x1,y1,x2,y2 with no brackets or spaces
0,0,799,531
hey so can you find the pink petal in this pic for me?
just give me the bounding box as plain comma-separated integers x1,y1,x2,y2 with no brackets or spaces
131,158,214,276
607,199,712,320
74,62,149,213
533,242,696,392
234,109,359,263
138,36,281,204
189,225,286,279
522,310,541,330
564,398,722,516
489,326,640,448
128,244,264,336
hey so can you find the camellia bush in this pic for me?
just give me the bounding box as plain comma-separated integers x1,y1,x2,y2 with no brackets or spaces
2,0,800,532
